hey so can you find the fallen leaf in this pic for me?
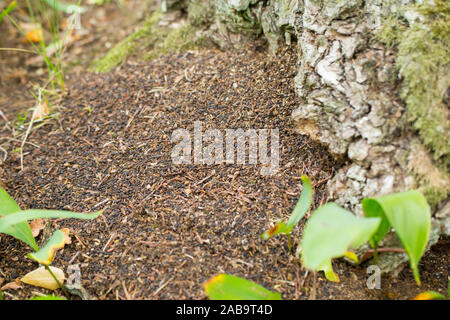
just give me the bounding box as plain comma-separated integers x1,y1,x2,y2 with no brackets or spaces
32,100,50,121
29,218,45,237
21,266,65,290
23,28,44,43
1,279,22,290
60,227,72,244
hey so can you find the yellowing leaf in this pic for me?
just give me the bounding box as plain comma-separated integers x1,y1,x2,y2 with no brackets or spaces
23,28,44,43
318,261,339,282
21,266,65,290
204,274,282,300
261,175,313,241
412,291,446,300
27,230,66,266
344,251,359,264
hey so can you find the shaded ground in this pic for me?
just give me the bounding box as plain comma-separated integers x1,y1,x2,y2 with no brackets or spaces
0,42,448,299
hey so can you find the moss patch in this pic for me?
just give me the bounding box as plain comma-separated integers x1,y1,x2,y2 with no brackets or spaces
188,0,215,27
92,10,209,73
92,11,164,73
377,0,450,169
144,24,208,60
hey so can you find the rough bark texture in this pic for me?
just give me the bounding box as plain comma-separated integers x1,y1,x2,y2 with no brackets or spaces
161,0,449,274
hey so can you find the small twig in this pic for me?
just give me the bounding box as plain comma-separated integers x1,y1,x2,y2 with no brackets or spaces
102,232,117,252
20,89,41,170
152,276,174,297
68,252,80,265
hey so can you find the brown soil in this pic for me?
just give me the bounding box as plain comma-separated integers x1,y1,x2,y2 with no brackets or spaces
0,3,448,301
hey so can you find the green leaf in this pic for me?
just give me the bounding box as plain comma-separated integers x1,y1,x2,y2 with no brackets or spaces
0,209,103,234
362,190,431,285
318,260,339,282
27,230,66,266
204,274,282,300
362,199,391,249
0,187,38,250
412,291,446,300
286,175,313,229
261,175,313,240
0,0,17,24
301,203,380,281
29,294,67,300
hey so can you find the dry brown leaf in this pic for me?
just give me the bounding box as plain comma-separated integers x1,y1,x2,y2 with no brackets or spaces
21,266,65,290
29,218,45,237
60,227,72,245
1,279,22,291
32,100,50,121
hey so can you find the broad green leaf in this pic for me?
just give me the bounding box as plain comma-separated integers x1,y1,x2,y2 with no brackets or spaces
301,203,380,279
0,187,38,250
29,294,67,300
204,274,282,300
27,230,66,266
362,199,391,249
362,190,430,285
0,209,103,234
286,175,313,228
261,175,313,239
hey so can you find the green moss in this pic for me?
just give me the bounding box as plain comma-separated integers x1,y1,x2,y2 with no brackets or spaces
144,24,209,60
422,186,449,208
377,0,450,169
92,11,163,72
92,9,211,72
163,24,203,53
188,0,215,27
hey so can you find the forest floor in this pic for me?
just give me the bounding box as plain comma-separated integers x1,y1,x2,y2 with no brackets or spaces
0,3,448,300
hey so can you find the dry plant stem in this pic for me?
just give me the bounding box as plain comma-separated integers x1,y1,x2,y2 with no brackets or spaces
0,290,4,300
0,48,35,54
44,265,68,297
20,89,41,170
